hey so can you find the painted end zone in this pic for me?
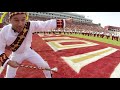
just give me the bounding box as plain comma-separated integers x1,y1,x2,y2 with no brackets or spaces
0,34,120,78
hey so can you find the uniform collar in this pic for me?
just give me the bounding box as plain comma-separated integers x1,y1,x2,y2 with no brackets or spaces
12,28,19,33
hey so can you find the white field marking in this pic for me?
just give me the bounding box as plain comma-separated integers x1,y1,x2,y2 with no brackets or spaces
42,37,76,41
110,63,120,78
61,47,118,73
38,34,61,37
47,39,98,52
0,66,4,74
37,34,45,37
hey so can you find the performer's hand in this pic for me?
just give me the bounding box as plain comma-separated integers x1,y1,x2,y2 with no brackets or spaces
7,60,20,68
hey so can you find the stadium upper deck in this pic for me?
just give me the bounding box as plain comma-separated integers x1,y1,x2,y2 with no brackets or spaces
29,12,93,24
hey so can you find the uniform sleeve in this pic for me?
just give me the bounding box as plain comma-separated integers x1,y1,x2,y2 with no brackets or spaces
30,19,66,33
0,30,9,66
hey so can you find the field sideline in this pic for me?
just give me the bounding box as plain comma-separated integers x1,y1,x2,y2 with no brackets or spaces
65,34,120,46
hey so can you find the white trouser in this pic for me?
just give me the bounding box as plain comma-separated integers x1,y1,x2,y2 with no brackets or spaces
5,48,52,78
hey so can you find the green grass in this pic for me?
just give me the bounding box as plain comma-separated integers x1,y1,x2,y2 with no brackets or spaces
64,34,120,46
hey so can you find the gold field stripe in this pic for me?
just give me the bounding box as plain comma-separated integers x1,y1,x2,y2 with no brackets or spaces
72,48,113,63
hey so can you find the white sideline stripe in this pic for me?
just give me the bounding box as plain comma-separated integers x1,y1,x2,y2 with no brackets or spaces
110,63,120,78
38,34,61,37
42,37,76,40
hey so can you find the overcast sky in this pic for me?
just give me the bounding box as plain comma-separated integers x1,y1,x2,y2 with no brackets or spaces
71,12,120,28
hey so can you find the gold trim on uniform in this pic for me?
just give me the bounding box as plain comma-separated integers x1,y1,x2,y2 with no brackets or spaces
9,12,27,19
9,22,30,52
0,53,9,66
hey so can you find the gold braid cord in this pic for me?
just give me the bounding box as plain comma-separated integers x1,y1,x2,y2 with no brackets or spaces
20,64,58,72
20,64,50,70
9,22,30,52
9,12,27,19
0,53,9,66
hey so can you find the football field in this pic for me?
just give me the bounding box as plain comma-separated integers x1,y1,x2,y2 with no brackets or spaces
0,33,120,78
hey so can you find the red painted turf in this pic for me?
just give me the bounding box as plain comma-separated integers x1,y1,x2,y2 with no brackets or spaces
0,34,119,78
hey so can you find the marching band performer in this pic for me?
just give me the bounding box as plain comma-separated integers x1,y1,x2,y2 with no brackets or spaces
0,12,73,78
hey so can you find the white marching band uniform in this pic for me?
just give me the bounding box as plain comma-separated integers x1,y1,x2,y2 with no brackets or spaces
0,19,65,78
